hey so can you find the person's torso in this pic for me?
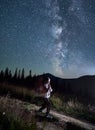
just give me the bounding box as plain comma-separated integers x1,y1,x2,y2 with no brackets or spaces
44,83,52,98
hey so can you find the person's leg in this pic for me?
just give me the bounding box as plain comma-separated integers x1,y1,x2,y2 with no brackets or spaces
38,97,47,112
45,98,51,116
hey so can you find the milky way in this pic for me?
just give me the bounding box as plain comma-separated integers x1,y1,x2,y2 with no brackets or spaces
45,0,95,78
0,0,95,78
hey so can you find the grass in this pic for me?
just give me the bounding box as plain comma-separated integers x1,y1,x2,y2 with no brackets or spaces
0,83,95,124
51,95,95,124
0,83,35,102
0,100,38,130
50,95,63,111
0,93,94,130
0,95,44,130
0,95,64,130
0,110,38,130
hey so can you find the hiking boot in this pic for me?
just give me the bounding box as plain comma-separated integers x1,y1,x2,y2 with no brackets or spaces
45,114,53,119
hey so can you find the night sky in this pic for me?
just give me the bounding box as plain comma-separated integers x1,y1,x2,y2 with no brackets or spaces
0,0,95,78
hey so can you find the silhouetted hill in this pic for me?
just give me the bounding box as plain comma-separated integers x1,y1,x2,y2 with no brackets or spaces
39,73,95,104
0,68,95,104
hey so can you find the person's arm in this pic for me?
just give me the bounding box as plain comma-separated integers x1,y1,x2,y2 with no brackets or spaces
44,83,53,92
42,84,49,92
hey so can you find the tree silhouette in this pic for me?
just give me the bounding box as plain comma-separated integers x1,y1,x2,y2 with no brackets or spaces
8,70,12,81
21,68,25,79
0,70,4,82
14,68,18,79
18,69,21,79
5,67,9,77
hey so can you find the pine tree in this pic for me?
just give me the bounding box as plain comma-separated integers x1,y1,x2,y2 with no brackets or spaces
14,68,18,79
5,67,9,77
0,70,4,81
29,70,32,77
18,69,21,79
4,67,9,81
21,68,25,79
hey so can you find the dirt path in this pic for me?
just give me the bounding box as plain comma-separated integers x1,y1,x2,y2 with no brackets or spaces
51,110,95,130
0,96,95,130
32,105,95,130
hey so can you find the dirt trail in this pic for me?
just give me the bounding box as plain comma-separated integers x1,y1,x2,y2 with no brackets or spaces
0,96,95,130
32,105,95,130
51,110,95,130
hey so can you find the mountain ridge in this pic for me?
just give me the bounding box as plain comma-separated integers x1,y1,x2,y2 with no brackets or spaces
37,73,95,104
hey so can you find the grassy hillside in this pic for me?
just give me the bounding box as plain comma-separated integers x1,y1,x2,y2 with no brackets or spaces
0,83,95,125
0,95,94,130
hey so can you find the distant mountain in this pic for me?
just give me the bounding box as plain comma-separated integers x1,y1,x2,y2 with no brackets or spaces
38,73,95,104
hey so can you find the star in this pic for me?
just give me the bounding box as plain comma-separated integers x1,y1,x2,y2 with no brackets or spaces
0,0,95,78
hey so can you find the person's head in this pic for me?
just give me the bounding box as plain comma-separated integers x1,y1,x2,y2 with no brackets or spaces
48,77,50,83
44,77,51,84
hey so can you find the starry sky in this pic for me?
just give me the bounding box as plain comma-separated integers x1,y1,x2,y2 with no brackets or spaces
0,0,95,78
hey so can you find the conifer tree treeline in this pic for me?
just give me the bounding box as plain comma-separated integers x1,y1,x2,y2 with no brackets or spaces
0,67,37,88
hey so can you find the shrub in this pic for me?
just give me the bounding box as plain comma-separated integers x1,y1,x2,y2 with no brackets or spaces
0,110,38,130
51,95,63,111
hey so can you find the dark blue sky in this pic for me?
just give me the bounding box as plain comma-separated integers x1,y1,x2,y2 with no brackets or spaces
0,0,95,78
